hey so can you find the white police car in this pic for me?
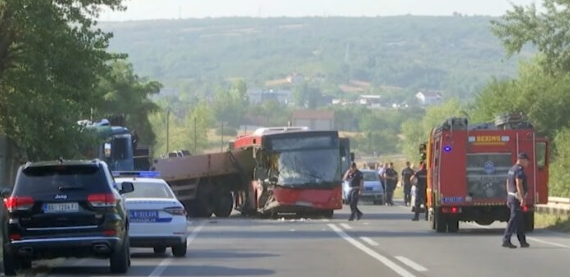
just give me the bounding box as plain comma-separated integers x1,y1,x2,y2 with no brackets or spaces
114,171,189,257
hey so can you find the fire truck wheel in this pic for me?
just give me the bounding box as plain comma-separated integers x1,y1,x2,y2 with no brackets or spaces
447,220,459,233
434,211,447,233
212,191,234,218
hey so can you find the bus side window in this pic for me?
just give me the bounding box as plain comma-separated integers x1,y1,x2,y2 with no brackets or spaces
536,142,547,170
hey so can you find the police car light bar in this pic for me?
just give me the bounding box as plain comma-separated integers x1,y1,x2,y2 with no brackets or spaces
112,171,161,178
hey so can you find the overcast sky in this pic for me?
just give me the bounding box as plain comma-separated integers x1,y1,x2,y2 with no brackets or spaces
100,0,539,21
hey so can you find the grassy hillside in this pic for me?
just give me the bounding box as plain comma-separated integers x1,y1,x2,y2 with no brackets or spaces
100,16,534,100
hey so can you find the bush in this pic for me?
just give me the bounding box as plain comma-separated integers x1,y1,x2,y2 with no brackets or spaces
548,127,570,197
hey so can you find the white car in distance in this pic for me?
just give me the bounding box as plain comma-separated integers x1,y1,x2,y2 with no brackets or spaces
114,171,189,257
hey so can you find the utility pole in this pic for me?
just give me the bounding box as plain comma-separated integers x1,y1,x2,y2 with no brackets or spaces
193,117,197,153
166,109,170,153
220,122,224,152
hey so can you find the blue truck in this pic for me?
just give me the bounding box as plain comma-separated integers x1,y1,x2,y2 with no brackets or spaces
79,119,151,171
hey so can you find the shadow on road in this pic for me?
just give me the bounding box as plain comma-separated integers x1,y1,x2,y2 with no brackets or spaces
40,265,275,276
345,228,507,238
188,249,279,259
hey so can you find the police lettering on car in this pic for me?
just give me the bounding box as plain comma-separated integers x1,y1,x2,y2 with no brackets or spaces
502,152,530,249
343,162,364,221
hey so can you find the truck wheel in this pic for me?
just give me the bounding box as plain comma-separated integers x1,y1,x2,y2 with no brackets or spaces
447,220,459,233
434,210,446,233
524,212,535,232
213,191,233,218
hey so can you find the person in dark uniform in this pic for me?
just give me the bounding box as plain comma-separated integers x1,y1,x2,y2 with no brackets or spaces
401,161,415,206
502,152,531,249
343,162,363,221
410,162,428,221
383,162,398,206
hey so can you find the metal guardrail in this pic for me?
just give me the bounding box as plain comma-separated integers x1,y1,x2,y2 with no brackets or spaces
536,197,570,215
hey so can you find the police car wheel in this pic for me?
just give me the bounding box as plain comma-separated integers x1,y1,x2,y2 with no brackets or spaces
154,246,167,254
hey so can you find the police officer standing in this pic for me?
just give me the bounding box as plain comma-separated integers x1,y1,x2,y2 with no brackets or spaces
502,152,530,249
410,162,428,221
401,162,415,206
383,163,398,206
343,162,363,221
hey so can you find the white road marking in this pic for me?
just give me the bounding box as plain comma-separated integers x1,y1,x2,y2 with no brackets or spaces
148,221,205,277
395,256,428,272
394,204,570,250
340,223,353,230
321,218,330,222
328,224,417,277
290,229,296,232
361,236,379,246
526,237,570,249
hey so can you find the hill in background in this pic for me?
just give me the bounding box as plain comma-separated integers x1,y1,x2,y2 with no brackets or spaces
100,15,534,101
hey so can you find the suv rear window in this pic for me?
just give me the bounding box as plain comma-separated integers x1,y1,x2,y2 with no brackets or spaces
14,165,109,194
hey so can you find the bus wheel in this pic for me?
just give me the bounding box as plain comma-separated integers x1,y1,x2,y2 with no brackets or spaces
213,191,233,218
321,210,334,219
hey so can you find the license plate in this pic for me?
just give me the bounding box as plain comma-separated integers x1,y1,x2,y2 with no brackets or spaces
365,187,373,191
43,203,80,213
129,210,159,222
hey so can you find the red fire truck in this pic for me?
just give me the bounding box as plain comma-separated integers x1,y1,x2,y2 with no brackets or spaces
420,113,549,233
153,126,350,219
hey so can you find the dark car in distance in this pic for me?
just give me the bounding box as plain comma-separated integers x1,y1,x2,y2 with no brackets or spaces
0,159,135,276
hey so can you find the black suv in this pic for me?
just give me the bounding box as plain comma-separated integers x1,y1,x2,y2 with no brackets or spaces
0,159,135,276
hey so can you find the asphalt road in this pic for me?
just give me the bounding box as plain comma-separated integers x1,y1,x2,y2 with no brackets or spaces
12,200,570,277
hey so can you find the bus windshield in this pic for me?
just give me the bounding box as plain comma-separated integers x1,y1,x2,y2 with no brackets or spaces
271,148,341,187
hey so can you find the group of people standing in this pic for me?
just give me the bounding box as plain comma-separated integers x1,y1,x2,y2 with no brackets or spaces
343,160,428,221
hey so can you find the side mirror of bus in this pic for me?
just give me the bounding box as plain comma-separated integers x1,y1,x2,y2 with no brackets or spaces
266,176,278,184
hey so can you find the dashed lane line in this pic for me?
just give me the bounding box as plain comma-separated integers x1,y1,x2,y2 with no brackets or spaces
394,256,428,272
328,223,417,277
148,221,206,277
340,223,353,230
361,236,380,246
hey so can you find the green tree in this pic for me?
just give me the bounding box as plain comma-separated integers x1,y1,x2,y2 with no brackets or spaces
400,98,466,160
491,0,570,74
95,61,162,146
0,0,125,160
472,57,570,138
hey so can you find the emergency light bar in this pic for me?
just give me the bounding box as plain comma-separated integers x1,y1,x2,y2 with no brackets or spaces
112,171,161,178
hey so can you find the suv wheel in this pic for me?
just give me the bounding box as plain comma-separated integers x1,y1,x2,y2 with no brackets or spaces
171,240,187,257
153,246,167,254
3,252,18,276
110,238,130,273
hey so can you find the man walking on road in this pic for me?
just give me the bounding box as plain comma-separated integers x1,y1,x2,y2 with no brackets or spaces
410,162,427,221
401,161,415,206
502,152,531,249
343,162,363,221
